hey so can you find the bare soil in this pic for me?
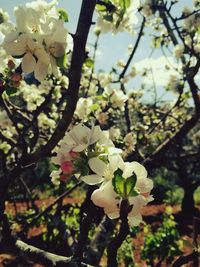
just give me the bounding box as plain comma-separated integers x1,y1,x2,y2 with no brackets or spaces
0,199,199,267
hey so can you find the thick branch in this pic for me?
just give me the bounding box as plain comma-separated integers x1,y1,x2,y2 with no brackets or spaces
15,240,92,267
144,114,200,170
172,252,199,267
22,0,96,166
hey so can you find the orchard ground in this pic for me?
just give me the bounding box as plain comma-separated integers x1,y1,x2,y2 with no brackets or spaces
0,197,199,267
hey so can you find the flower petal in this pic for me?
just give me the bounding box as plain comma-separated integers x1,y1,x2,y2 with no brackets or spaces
22,52,36,73
108,154,124,173
91,180,118,209
136,177,153,193
106,210,120,219
89,126,102,144
34,47,50,65
3,41,26,56
73,144,88,152
88,157,107,177
131,161,148,179
34,59,48,81
129,195,147,216
122,162,136,179
81,174,104,185
108,147,122,155
128,213,143,226
69,124,90,145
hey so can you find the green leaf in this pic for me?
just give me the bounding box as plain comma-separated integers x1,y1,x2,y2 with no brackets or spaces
58,8,69,22
56,53,67,68
125,173,137,196
129,189,139,197
119,0,131,9
84,58,94,69
112,169,124,196
96,4,107,12
5,87,17,96
115,9,125,29
90,103,99,111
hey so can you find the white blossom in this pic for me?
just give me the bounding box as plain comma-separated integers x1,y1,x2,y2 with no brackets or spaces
91,156,153,226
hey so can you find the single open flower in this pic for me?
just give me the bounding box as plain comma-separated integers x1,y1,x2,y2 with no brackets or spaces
3,33,50,81
91,158,154,226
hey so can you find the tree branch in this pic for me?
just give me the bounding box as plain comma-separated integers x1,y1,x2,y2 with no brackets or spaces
107,200,130,267
22,0,96,167
15,239,94,267
119,16,146,80
172,252,199,267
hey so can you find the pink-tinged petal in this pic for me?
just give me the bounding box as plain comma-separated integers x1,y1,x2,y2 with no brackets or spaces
81,174,104,185
34,60,49,82
22,52,36,73
69,151,78,159
136,178,153,194
88,157,106,177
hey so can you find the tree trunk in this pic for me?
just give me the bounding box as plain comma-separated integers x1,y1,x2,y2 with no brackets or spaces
181,186,195,215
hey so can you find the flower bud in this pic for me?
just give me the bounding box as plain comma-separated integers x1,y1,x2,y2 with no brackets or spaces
60,174,68,182
61,161,74,174
10,73,22,82
7,60,15,70
69,150,78,159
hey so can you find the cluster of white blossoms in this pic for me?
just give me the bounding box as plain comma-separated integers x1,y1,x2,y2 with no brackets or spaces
1,0,68,82
173,44,184,59
96,0,140,34
104,86,128,110
51,123,153,226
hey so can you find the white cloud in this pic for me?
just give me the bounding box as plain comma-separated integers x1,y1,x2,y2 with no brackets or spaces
134,56,182,86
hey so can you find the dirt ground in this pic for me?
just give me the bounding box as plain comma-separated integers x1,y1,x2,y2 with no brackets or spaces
0,200,199,267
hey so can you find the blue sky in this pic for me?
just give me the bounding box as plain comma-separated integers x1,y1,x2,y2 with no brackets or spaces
0,0,194,101
0,0,192,68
